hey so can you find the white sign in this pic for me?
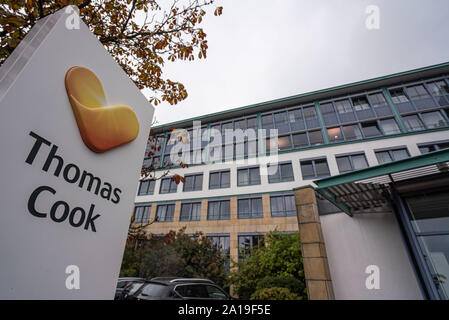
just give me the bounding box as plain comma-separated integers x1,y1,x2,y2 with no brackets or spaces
0,7,153,299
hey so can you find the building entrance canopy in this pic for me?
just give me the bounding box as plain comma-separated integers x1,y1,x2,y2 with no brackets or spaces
314,148,449,216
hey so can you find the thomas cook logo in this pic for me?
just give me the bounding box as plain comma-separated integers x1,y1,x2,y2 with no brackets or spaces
65,66,139,153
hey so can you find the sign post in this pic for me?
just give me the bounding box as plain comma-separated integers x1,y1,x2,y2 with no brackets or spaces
0,6,154,299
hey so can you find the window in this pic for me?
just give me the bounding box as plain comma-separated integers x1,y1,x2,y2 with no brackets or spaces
179,202,201,221
268,162,294,183
300,158,330,179
427,80,449,107
209,170,230,189
261,105,321,152
138,180,155,196
390,88,409,103
369,92,392,117
336,154,369,173
375,148,410,164
419,142,449,154
361,121,382,137
334,99,356,122
207,200,230,220
403,114,425,131
406,84,430,100
342,124,363,141
159,177,177,194
237,166,261,186
133,205,151,223
379,118,401,135
420,111,448,129
270,194,296,217
155,204,175,222
238,197,263,219
139,283,167,298
183,173,203,192
207,234,230,271
239,234,264,260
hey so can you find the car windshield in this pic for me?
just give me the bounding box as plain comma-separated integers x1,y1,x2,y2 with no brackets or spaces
127,282,145,295
139,283,167,297
175,284,227,299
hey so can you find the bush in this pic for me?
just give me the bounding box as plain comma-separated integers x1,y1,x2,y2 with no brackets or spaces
228,231,307,300
256,276,305,296
250,287,301,300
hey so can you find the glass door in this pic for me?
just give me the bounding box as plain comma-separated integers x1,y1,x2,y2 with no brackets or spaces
405,189,449,299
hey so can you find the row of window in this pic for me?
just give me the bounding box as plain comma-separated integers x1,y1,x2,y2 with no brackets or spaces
138,143,427,195
133,194,296,223
143,76,449,167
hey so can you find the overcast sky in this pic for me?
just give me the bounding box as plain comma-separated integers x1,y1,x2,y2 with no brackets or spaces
145,0,449,126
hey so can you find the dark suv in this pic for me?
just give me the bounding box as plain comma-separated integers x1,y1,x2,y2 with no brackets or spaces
124,277,232,300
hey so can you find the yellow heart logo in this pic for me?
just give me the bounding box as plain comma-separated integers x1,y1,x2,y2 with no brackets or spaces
65,66,139,153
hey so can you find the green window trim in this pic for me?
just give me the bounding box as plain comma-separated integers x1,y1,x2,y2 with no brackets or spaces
315,100,330,144
382,88,408,133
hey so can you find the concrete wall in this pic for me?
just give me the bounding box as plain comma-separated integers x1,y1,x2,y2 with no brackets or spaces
320,211,424,300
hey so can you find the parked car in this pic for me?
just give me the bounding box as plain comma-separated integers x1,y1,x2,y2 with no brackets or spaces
115,277,144,300
125,277,232,300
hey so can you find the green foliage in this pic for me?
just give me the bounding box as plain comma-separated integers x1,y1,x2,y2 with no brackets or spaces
256,276,305,296
119,228,228,288
228,231,307,300
250,287,301,300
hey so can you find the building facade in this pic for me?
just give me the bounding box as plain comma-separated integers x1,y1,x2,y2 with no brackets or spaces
133,62,449,299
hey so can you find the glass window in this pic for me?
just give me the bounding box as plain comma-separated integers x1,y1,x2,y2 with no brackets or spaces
237,167,260,186
239,234,264,260
268,162,294,183
352,96,370,111
342,125,363,141
207,235,230,271
421,111,447,129
155,204,175,222
288,108,305,131
427,80,449,96
335,99,353,114
180,202,201,221
375,151,392,164
278,135,292,150
209,170,230,189
303,106,320,128
238,197,263,219
183,174,203,192
134,206,151,223
292,132,309,148
320,102,339,126
336,154,368,173
138,180,155,196
407,84,430,100
375,148,409,164
419,142,449,154
207,200,230,220
361,121,382,137
262,114,274,131
369,92,387,107
403,115,425,131
390,88,409,103
270,195,296,217
327,127,344,143
300,158,330,179
159,177,177,194
309,130,324,145
274,112,289,134
139,283,167,298
379,118,401,135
